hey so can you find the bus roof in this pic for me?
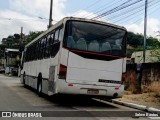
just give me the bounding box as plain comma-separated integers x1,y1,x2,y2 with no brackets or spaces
25,17,126,48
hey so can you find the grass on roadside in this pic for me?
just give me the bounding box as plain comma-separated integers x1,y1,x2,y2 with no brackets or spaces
148,81,160,97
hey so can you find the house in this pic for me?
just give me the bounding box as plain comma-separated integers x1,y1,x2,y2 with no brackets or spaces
131,49,160,63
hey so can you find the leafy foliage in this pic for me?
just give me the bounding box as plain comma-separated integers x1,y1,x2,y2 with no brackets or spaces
150,49,160,62
126,31,160,57
24,31,43,44
127,32,160,49
0,31,43,58
127,32,143,47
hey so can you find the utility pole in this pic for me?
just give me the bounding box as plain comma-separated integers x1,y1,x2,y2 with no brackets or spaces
143,0,148,63
48,0,53,29
20,27,23,44
19,27,23,52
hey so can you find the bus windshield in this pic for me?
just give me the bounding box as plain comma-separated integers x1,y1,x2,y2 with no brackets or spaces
64,20,126,56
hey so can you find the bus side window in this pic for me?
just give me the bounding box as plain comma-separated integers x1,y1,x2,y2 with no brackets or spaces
43,37,47,58
25,49,28,62
46,34,52,58
28,47,30,61
35,42,38,60
38,40,41,59
32,44,34,60
31,45,34,60
41,38,47,59
40,38,44,59
42,38,44,58
32,45,35,60
59,29,63,41
46,35,50,58
28,47,31,61
35,43,37,60
51,31,55,45
30,45,32,61
54,29,60,43
50,29,61,57
32,44,35,60
27,48,30,61
50,31,54,57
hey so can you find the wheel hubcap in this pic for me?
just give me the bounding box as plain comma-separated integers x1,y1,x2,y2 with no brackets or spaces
38,82,41,93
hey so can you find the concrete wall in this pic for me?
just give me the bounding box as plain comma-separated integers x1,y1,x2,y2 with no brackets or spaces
125,63,160,92
125,64,136,91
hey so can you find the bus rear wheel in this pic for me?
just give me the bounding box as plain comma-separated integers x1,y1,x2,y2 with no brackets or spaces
37,75,42,96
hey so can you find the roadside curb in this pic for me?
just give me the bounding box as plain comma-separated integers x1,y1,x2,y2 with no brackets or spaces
112,99,160,115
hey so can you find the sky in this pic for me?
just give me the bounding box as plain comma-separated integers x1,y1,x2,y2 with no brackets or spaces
0,0,160,42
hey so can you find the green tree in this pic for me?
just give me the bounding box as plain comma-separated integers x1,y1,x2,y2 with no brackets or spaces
0,44,6,58
147,36,160,48
127,32,160,49
150,49,160,62
127,32,143,47
0,31,43,58
25,31,43,44
127,31,160,58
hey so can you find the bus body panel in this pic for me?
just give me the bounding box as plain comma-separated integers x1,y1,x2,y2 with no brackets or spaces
123,57,126,73
57,80,124,98
60,48,69,66
66,52,123,86
21,52,60,95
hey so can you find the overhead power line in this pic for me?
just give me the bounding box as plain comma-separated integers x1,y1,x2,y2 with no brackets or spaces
0,16,59,22
124,1,160,25
72,0,102,17
82,0,119,18
92,0,143,19
83,0,103,11
106,2,144,21
111,0,159,24
113,0,160,24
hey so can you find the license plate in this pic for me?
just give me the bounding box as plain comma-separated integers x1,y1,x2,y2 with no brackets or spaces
87,89,99,94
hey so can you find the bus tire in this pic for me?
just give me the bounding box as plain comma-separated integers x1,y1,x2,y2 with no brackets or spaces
23,72,26,87
37,74,42,96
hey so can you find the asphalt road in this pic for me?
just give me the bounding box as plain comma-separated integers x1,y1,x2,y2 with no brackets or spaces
0,74,152,120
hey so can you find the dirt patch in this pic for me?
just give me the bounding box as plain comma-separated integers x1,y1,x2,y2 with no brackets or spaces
117,91,160,109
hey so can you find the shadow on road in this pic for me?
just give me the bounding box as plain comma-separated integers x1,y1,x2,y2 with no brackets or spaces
50,95,116,108
23,85,118,109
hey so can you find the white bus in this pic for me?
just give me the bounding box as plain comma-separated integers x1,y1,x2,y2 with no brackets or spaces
5,48,20,75
20,17,127,98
